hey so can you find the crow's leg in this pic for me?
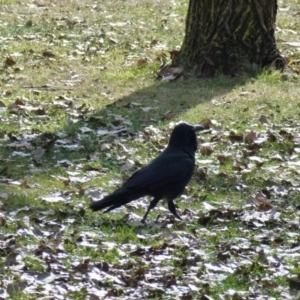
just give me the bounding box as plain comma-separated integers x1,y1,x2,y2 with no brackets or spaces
168,200,182,220
141,196,161,223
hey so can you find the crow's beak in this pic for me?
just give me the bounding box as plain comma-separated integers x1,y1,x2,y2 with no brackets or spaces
193,125,205,132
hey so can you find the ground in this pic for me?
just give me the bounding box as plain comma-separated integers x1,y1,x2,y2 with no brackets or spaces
0,0,300,299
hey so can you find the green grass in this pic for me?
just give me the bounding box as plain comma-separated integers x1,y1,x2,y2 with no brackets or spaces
0,0,300,299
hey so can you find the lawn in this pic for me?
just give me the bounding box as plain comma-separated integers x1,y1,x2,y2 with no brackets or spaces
0,0,300,299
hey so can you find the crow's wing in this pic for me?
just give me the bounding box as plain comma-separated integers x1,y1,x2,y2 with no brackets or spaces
123,148,194,190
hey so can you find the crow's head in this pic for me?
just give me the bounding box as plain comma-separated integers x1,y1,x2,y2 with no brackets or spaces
168,123,204,151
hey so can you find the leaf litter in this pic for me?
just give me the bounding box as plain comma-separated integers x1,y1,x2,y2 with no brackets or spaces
1,108,300,298
0,0,300,299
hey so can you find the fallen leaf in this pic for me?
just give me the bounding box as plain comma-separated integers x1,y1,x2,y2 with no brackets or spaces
246,192,273,211
259,114,269,124
5,57,16,67
244,131,257,143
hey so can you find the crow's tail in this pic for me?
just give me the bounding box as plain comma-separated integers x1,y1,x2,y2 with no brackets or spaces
90,188,144,213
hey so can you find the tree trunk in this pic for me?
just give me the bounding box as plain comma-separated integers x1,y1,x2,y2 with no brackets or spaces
173,0,285,77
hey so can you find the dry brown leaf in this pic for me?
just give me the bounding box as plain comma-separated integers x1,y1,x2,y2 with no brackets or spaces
246,192,273,211
137,58,148,67
259,114,269,124
5,57,16,67
244,131,257,143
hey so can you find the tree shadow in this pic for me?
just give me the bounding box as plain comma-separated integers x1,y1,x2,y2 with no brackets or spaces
92,75,251,129
1,75,251,204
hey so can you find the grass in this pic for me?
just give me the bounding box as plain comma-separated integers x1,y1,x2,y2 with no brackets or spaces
0,0,300,299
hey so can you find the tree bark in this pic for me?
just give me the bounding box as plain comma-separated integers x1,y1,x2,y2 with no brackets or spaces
173,0,285,77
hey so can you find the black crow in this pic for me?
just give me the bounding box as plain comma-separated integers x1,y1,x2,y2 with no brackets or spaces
90,123,205,223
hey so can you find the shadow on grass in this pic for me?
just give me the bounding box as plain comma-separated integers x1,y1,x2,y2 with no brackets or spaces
1,75,251,212
93,75,250,129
